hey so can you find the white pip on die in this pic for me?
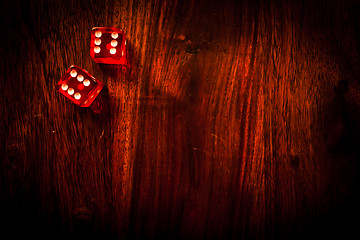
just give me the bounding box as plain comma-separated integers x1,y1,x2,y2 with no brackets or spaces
56,65,104,107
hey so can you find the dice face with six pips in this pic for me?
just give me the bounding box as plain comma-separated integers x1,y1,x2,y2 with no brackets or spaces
90,27,127,65
56,65,104,107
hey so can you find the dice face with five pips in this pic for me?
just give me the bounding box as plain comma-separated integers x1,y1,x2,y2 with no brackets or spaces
90,27,127,65
56,65,104,107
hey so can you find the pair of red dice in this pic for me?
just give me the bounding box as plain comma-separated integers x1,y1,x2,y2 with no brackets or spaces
56,27,127,107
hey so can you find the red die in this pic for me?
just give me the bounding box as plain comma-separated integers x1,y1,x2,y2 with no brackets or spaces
56,65,104,107
90,27,127,65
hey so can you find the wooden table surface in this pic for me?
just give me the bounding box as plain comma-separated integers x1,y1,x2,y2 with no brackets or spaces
1,0,360,239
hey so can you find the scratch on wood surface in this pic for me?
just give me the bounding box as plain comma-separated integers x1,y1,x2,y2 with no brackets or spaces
1,0,360,239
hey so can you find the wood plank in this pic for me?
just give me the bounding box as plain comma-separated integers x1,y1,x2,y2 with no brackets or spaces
1,0,360,239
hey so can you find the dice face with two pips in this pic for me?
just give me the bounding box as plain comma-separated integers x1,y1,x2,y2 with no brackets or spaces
56,65,104,107
90,27,127,65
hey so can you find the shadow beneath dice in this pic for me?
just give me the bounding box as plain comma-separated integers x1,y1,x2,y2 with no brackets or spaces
98,64,129,79
89,85,111,117
97,39,138,83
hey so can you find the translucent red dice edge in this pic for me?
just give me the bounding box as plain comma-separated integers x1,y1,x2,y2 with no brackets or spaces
90,27,127,65
56,65,104,108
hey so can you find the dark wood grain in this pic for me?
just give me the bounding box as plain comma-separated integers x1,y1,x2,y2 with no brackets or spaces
1,0,360,239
